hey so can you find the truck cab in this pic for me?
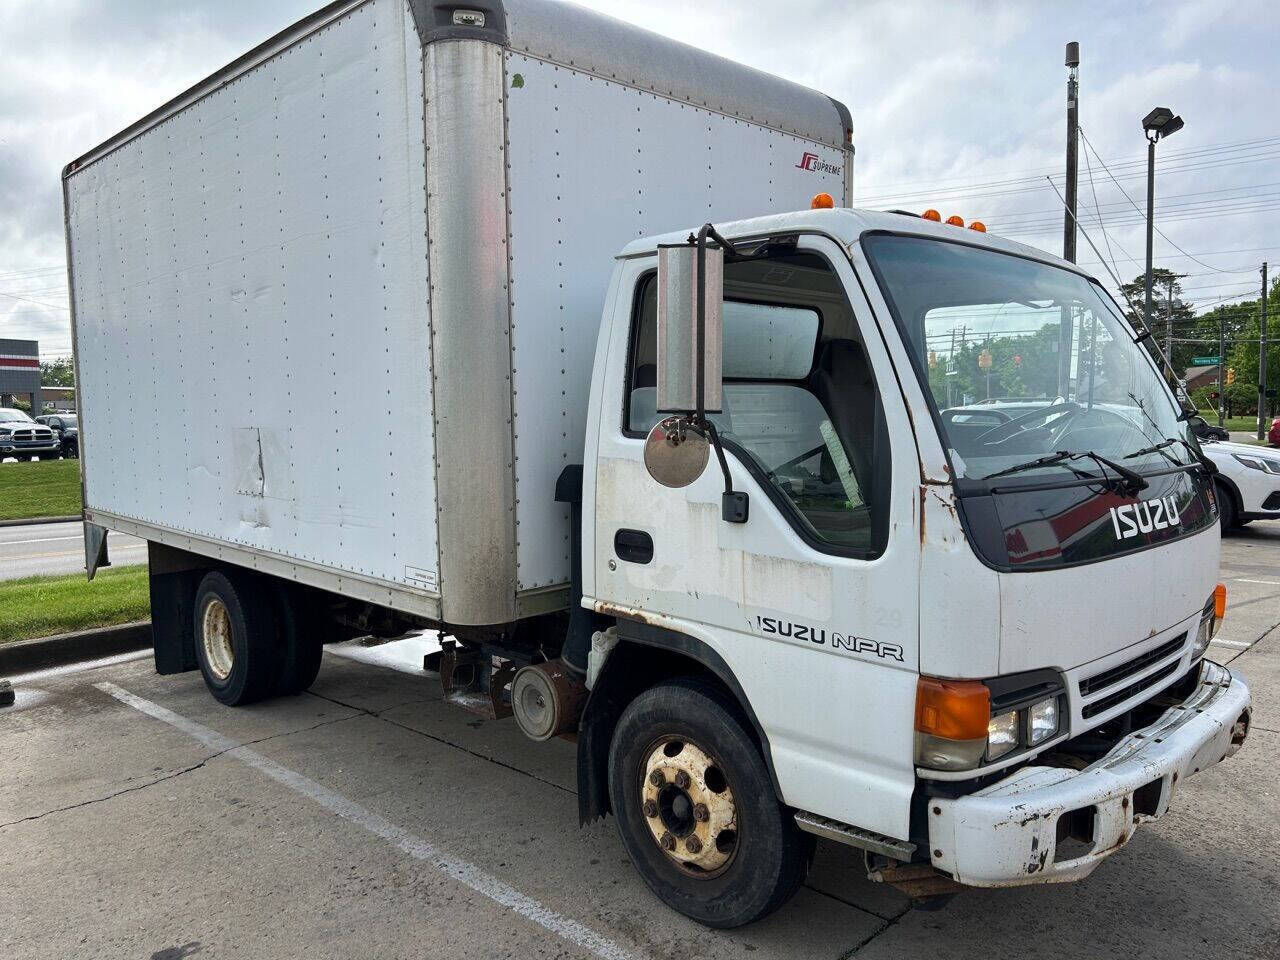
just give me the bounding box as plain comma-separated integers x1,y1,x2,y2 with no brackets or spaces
575,206,1251,917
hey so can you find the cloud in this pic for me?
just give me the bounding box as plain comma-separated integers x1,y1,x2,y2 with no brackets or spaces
0,0,1273,358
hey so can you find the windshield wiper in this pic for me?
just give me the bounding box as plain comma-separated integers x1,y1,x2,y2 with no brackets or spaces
1124,438,1183,466
984,449,1148,494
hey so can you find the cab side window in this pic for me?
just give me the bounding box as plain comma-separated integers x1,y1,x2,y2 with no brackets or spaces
625,251,891,557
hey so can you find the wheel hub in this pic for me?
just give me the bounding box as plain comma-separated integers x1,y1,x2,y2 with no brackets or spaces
200,596,235,682
640,738,737,876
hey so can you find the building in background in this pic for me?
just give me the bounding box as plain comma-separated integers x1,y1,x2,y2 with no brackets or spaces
0,339,41,412
41,385,75,411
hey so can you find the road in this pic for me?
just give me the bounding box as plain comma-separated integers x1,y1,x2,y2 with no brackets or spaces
0,520,147,580
0,529,1277,958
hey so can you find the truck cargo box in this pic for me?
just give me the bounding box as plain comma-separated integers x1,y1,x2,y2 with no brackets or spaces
64,0,852,626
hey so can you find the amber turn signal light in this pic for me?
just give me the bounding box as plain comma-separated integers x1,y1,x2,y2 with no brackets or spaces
915,677,990,741
1214,583,1227,620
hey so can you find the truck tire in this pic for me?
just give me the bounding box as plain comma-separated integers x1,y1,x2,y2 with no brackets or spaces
193,570,281,706
607,678,812,927
273,587,323,696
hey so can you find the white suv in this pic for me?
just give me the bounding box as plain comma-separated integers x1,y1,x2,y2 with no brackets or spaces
1199,439,1280,530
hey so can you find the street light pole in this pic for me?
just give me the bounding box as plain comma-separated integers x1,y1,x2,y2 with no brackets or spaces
1144,135,1156,330
1141,108,1183,331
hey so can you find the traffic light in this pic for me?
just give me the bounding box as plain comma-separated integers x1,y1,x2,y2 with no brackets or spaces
1226,367,1235,386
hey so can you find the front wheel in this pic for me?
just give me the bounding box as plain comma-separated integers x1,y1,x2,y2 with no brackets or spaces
1215,481,1237,532
608,679,812,928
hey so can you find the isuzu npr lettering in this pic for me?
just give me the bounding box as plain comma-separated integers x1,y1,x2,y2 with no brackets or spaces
64,0,1252,927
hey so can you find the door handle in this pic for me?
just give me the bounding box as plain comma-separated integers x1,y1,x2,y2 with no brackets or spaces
614,529,654,564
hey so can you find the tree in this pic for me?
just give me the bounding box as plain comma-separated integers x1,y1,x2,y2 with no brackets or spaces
1225,275,1280,418
1224,381,1256,419
1118,269,1205,374
40,356,75,387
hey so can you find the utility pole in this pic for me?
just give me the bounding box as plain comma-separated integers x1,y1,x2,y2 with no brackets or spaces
1218,314,1226,427
1063,42,1079,263
1260,261,1270,438
1057,43,1080,400
1165,275,1174,364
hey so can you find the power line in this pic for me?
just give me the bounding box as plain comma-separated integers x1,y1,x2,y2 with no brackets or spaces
858,133,1280,195
1076,128,1268,276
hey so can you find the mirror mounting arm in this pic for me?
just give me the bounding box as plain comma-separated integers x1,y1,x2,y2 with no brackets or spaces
686,222,749,525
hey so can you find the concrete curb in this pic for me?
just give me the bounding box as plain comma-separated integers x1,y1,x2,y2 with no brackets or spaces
0,515,81,528
0,621,151,676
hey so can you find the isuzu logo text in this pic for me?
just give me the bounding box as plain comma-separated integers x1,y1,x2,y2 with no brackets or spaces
1109,496,1182,540
757,616,903,662
795,152,842,175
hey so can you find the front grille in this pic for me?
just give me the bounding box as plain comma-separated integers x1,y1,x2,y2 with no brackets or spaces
1079,635,1186,697
1082,661,1180,719
9,428,52,443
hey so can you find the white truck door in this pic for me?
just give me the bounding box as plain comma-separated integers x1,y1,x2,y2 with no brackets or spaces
589,235,922,841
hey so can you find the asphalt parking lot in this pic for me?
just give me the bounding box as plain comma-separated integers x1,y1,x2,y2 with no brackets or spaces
1,527,1277,959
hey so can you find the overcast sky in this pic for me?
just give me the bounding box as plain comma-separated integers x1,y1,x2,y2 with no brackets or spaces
1,0,1275,357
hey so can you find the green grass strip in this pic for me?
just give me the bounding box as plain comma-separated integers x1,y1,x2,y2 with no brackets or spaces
0,566,150,645
0,459,83,521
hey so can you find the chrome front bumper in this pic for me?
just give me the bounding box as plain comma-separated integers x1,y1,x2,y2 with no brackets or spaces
928,661,1251,887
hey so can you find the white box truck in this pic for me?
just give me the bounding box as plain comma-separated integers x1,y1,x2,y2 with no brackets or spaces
65,0,1251,927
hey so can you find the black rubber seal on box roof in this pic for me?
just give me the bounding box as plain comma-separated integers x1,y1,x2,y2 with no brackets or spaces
410,0,508,45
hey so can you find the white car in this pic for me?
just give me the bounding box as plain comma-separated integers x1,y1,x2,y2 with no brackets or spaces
1199,439,1280,530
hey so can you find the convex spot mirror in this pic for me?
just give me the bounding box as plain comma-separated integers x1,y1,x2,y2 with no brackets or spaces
656,243,723,416
644,416,710,489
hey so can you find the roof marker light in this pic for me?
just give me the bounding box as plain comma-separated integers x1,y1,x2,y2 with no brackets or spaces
969,221,987,233
946,215,965,227
922,209,941,222
811,192,835,209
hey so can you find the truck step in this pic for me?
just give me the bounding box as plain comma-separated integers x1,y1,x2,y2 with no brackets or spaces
793,811,916,860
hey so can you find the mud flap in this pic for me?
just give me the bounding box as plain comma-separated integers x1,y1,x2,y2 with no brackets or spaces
84,521,110,580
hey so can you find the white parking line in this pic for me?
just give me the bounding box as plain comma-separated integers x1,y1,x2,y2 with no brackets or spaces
1230,579,1280,586
1210,638,1252,649
1,535,82,545
94,682,635,960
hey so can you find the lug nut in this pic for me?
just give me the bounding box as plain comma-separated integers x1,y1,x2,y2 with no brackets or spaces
674,770,691,789
642,799,658,818
648,770,665,787
660,832,677,851
685,835,702,854
693,803,709,822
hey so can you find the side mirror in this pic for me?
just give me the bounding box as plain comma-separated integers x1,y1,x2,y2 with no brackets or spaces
656,242,723,417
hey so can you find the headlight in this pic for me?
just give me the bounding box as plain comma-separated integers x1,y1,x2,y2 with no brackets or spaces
915,673,1065,771
986,710,1020,760
1028,697,1059,745
1192,614,1212,660
1233,453,1280,474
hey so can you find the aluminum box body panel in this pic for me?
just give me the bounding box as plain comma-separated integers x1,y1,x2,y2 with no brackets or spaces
66,0,440,598
66,0,852,622
503,50,846,594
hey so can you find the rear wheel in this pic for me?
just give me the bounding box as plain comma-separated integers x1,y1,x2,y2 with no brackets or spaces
273,587,324,695
193,570,281,705
608,679,812,927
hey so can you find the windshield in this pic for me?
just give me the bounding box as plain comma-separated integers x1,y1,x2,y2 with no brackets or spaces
0,410,34,424
863,235,1193,482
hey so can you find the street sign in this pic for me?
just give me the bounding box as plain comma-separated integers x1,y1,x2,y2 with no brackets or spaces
1190,356,1221,366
